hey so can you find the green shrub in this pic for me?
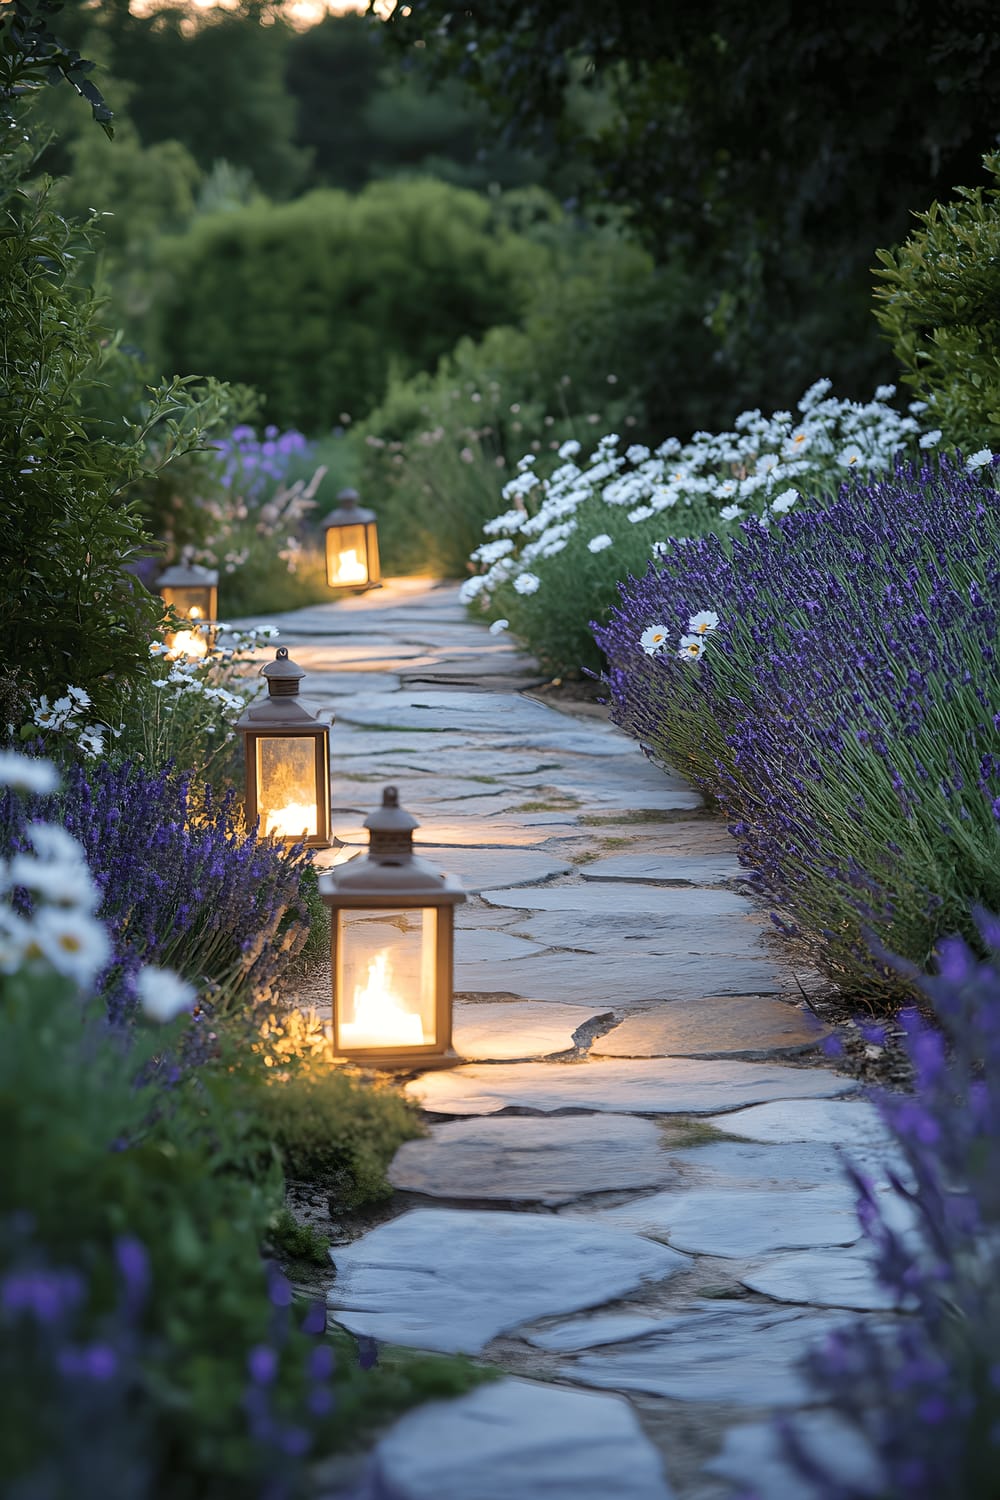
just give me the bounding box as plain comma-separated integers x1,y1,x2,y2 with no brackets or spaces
0,100,249,719
874,150,1000,451
151,178,547,432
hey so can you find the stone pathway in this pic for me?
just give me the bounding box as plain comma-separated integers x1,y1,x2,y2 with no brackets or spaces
246,579,891,1500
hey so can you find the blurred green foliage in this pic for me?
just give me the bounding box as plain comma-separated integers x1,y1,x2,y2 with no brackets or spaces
151,178,548,431
874,151,1000,452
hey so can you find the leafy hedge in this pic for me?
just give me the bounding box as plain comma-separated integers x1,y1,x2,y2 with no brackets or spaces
151,178,546,432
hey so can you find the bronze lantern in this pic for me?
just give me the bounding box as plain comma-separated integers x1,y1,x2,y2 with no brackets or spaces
321,787,466,1069
321,488,381,592
235,647,332,847
155,562,219,659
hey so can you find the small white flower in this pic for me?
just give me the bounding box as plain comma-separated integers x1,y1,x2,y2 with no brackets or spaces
687,611,719,636
558,439,581,460
677,634,706,662
66,686,91,709
770,488,799,514
628,505,654,524
719,504,744,522
9,851,100,912
918,430,943,449
838,445,864,468
908,400,929,414
137,965,197,1023
27,823,88,868
874,384,896,402
0,752,59,795
640,625,670,655
77,726,105,758
31,906,111,986
587,534,613,553
488,619,509,635
513,572,541,595
966,448,993,470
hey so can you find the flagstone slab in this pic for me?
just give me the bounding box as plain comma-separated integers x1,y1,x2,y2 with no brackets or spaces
581,853,745,886
591,997,830,1060
588,1184,862,1256
481,885,754,918
354,1379,676,1500
452,1001,608,1061
333,819,579,854
704,1099,891,1149
659,1138,854,1191
740,1246,900,1310
505,911,768,958
336,690,573,736
454,930,547,963
389,1116,687,1204
406,1057,857,1116
327,1208,682,1354
567,1301,846,1406
300,672,403,698
520,1311,669,1353
453,950,788,1002
704,1413,881,1497
490,730,646,758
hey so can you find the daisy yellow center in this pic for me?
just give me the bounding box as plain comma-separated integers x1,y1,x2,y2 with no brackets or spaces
686,644,700,654
58,933,83,953
794,434,805,445
696,623,708,633
24,940,43,959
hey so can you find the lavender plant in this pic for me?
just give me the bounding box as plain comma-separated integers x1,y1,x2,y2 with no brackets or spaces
595,455,1000,998
785,918,1000,1498
0,756,310,1023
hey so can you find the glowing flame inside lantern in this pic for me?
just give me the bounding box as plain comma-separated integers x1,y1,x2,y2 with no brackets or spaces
340,949,425,1048
265,801,318,839
167,604,209,660
332,548,368,585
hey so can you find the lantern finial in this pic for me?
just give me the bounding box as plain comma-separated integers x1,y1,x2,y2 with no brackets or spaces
261,646,306,697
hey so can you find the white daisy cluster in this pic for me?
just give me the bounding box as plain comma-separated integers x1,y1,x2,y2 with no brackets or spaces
32,687,110,759
460,381,929,605
641,611,720,664
0,751,196,1021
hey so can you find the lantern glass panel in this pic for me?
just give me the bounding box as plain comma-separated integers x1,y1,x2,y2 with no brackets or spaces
337,909,438,1051
326,523,371,587
161,584,216,659
256,736,320,839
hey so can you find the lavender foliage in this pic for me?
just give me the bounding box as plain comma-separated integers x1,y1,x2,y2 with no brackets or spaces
215,425,313,503
0,758,310,1023
786,917,1000,1499
595,457,1000,996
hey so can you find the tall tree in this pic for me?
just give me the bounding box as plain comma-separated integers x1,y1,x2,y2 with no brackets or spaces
380,0,1000,407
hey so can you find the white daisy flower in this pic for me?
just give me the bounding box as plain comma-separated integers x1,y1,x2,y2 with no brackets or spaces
966,448,993,470
918,430,943,449
9,852,100,912
0,752,59,795
137,965,197,1023
78,727,106,758
32,906,111,986
687,611,719,636
66,686,91,708
513,572,541,595
587,534,613,553
719,504,744,522
557,439,581,460
149,641,171,657
640,625,671,655
677,635,706,662
838,445,864,468
489,619,509,635
770,488,799,514
628,505,654,524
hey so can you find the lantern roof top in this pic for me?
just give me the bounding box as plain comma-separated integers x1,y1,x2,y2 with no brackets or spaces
235,647,332,731
155,561,219,588
321,487,377,528
320,786,465,903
